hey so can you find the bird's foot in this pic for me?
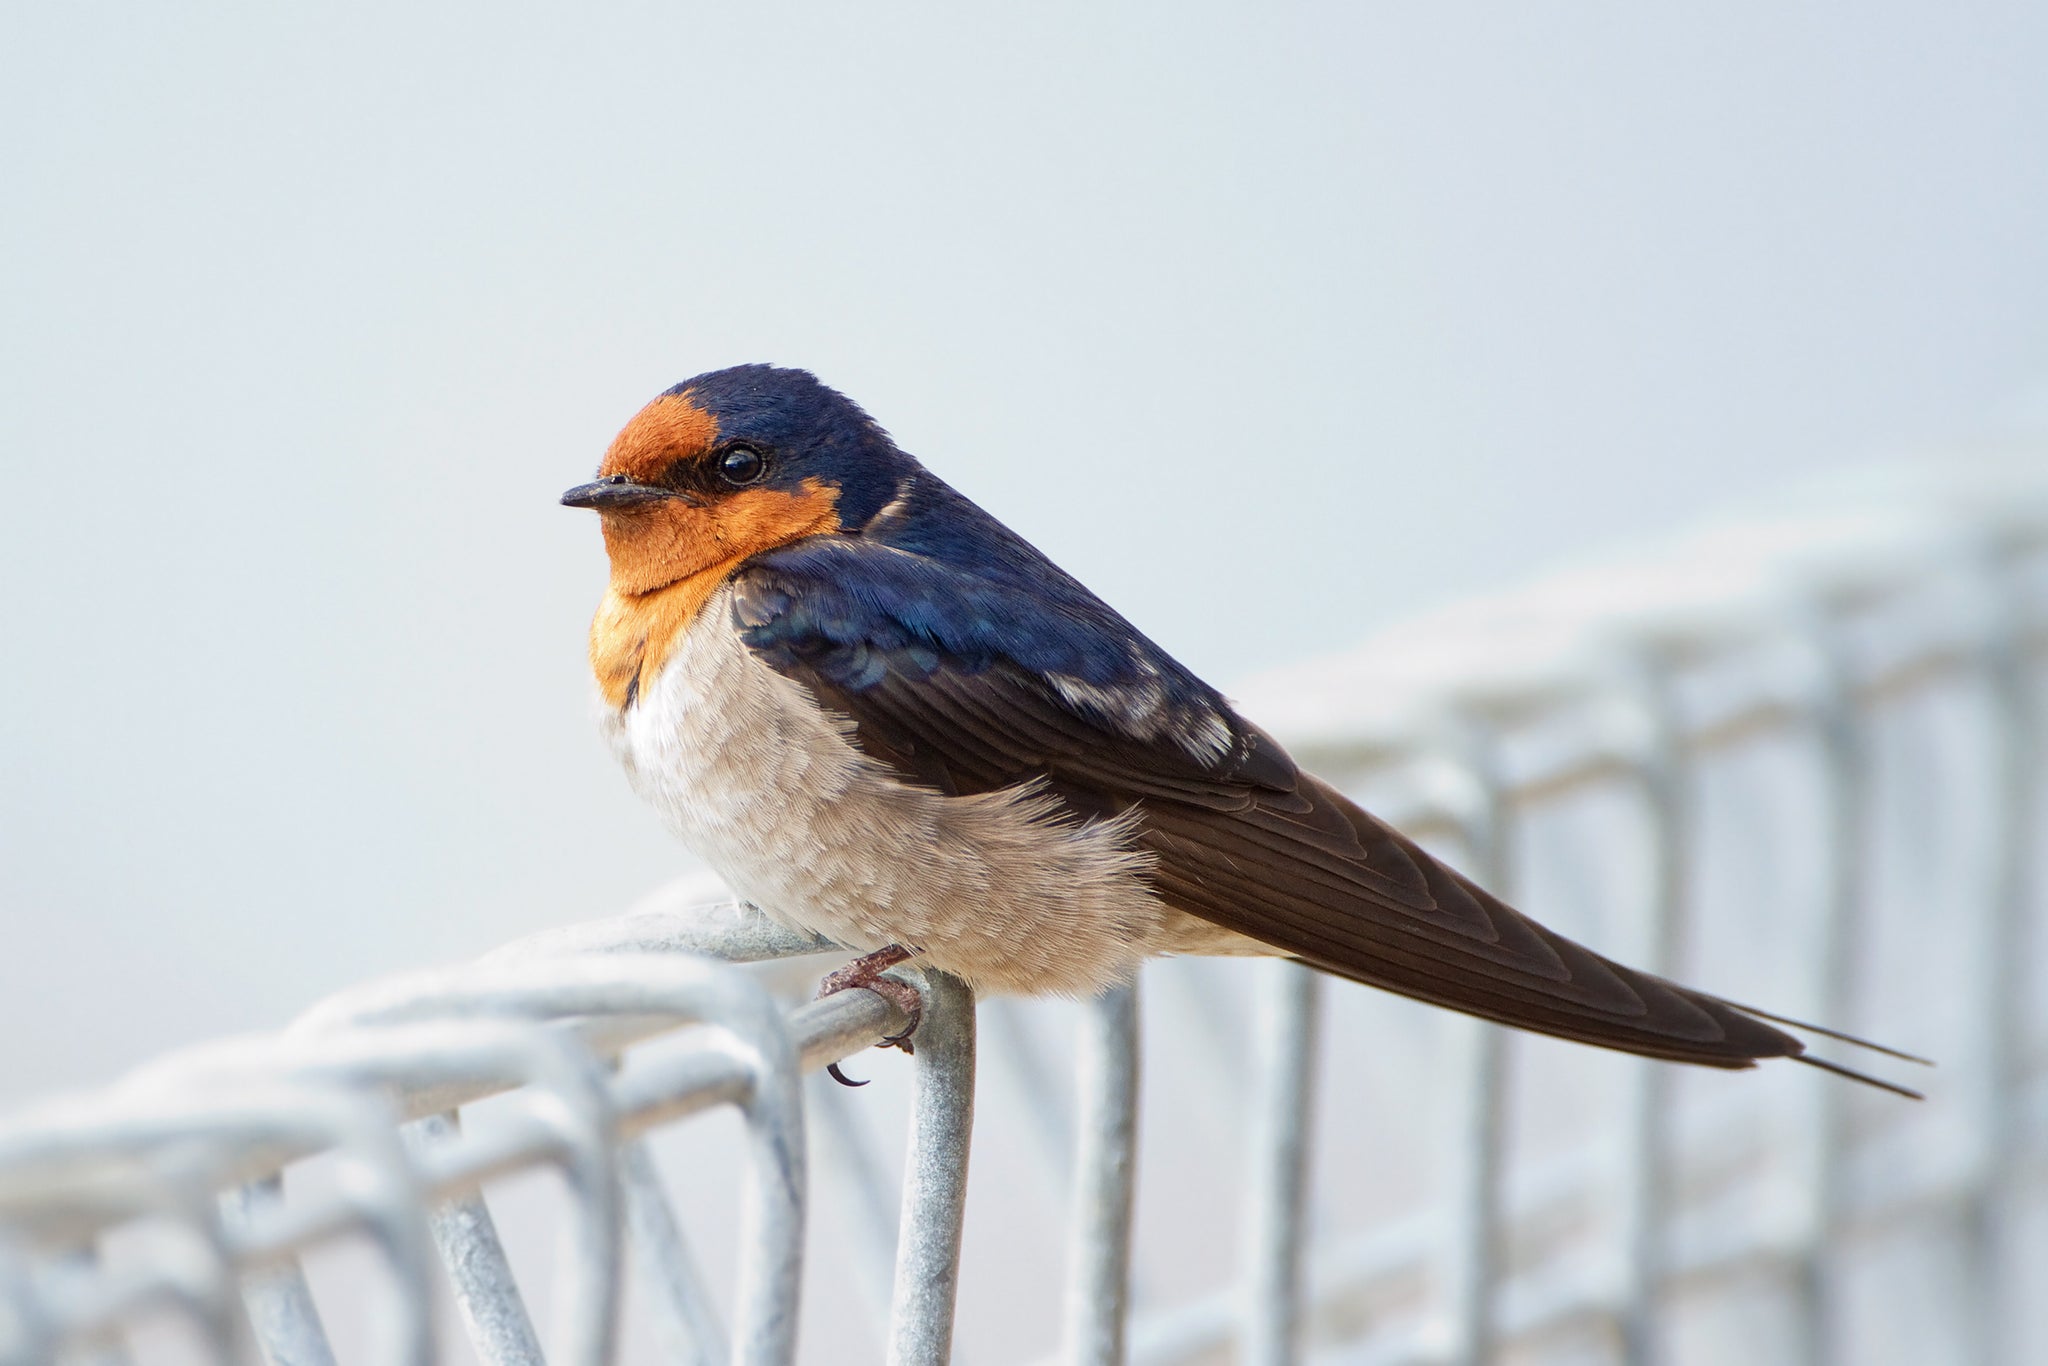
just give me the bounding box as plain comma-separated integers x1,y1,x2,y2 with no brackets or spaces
818,945,923,1087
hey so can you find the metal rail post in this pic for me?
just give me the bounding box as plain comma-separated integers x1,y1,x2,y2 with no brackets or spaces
887,971,978,1366
1606,660,1690,1366
1426,730,1515,1366
1961,544,2039,1366
1065,981,1142,1366
1240,960,1323,1366
1788,611,1866,1366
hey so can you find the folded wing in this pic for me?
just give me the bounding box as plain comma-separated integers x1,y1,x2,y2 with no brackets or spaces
731,538,1803,1070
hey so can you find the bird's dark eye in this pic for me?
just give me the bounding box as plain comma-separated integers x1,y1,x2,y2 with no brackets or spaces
718,445,768,486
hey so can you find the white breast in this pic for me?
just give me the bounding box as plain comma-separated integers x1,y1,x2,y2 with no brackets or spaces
598,586,1257,997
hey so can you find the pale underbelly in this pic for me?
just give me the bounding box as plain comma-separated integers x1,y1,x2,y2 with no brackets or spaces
598,590,1273,996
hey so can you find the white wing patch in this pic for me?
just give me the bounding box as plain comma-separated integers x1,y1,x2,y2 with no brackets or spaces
1046,668,1235,763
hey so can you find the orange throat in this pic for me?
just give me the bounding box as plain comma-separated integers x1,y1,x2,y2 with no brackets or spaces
587,479,841,709
589,568,736,710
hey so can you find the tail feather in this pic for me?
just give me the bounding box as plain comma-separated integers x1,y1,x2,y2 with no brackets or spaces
1729,1001,1936,1067
1143,771,1928,1095
1793,1053,1926,1100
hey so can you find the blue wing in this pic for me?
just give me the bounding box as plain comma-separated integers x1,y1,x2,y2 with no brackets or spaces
726,527,1813,1073
730,532,1289,791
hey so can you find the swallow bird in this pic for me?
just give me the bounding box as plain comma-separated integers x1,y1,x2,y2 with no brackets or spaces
564,365,1918,1094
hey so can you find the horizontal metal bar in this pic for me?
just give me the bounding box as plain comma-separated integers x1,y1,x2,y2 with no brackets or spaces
0,977,904,1362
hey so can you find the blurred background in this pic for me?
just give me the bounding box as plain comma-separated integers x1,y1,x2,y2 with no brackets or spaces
8,7,2048,1364
3,1,2046,1114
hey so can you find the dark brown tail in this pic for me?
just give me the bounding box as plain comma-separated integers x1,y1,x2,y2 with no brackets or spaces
1140,771,1927,1095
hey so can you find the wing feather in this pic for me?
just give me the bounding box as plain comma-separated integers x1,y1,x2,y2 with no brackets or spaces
729,540,1807,1070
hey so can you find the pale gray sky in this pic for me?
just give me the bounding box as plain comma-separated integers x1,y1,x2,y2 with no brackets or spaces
3,3,2045,1101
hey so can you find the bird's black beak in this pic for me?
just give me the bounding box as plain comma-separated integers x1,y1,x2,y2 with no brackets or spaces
559,477,699,509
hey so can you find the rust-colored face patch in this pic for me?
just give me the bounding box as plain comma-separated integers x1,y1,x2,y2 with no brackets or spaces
600,390,721,485
598,479,841,596
587,479,843,708
582,384,845,707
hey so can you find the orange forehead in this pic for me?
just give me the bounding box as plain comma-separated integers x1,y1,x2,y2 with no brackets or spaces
599,391,720,484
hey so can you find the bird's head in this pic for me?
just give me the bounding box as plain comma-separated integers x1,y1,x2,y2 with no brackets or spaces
563,365,910,595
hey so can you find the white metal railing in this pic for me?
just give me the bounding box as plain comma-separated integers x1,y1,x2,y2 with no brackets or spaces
0,456,2042,1365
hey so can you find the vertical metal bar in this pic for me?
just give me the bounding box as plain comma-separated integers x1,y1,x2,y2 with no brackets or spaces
620,1138,728,1366
1241,960,1323,1366
1435,738,1513,1366
223,1179,338,1366
1960,552,2037,1366
405,1111,546,1366
728,1030,809,1366
886,971,978,1366
1611,671,1686,1366
1440,1021,1507,1366
1789,623,1863,1366
1064,980,1142,1366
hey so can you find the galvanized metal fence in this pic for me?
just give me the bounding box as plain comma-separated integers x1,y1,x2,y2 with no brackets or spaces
2,458,2043,1365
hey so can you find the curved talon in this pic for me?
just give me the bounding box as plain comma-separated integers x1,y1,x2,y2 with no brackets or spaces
814,944,925,1077
863,980,923,1052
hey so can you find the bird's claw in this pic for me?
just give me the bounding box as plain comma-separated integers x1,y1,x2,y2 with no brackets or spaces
817,944,923,1087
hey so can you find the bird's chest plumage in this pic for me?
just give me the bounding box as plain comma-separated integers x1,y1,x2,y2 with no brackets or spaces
596,585,1205,996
